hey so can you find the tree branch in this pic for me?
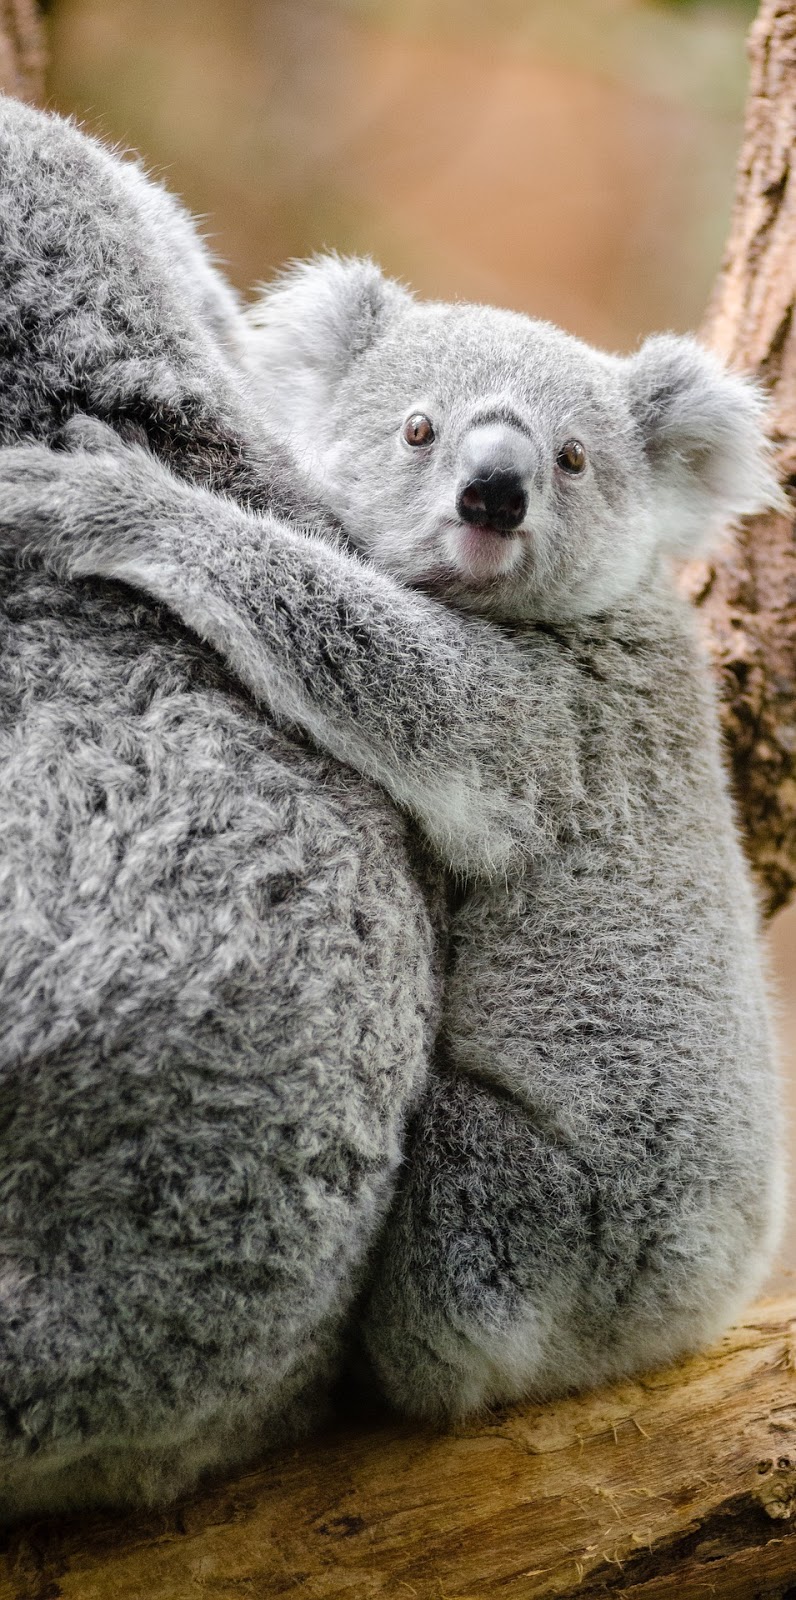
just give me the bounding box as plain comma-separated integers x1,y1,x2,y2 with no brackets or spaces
3,1297,795,1599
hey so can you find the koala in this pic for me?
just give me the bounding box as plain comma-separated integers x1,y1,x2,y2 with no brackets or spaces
2,221,786,1456
0,95,785,1514
241,260,788,1410
0,97,447,1519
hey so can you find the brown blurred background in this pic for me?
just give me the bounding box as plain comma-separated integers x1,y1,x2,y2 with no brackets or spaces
41,0,794,1287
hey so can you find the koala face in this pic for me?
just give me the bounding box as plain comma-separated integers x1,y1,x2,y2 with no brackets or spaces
247,257,780,623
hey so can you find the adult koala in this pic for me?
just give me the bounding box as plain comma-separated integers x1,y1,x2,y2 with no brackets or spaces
3,215,786,1480
0,98,444,1518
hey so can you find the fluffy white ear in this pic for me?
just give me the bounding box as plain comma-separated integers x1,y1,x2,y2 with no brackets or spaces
627,334,784,554
246,254,411,444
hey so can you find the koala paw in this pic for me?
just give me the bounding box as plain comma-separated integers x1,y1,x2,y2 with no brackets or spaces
54,414,130,456
0,430,159,577
0,441,80,557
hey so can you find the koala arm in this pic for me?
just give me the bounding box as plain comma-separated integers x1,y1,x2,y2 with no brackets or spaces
0,437,582,876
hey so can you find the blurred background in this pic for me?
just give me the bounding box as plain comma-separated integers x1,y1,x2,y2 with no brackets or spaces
44,0,757,347
41,0,795,1286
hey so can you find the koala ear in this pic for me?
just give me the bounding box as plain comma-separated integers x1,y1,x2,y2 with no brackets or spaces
626,334,784,555
246,254,411,442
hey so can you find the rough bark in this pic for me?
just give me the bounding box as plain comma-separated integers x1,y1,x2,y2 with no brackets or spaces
689,0,796,917
1,1297,795,1600
0,0,43,102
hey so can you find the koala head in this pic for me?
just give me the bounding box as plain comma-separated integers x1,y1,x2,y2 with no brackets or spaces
246,255,781,623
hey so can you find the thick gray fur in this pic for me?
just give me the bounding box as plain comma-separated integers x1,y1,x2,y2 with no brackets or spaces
0,97,786,1512
0,97,444,1518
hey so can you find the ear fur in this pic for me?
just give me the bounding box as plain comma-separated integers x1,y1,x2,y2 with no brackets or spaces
627,334,785,554
246,254,411,443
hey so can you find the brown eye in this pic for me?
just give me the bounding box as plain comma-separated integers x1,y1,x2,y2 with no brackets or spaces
557,439,587,475
403,413,435,447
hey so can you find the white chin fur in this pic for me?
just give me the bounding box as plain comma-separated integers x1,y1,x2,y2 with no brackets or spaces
443,522,525,582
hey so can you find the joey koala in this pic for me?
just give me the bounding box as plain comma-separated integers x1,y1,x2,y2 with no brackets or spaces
250,263,786,1412
0,95,785,1517
3,228,786,1442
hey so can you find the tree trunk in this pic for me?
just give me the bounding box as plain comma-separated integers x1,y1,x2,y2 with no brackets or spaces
689,0,796,917
0,0,43,102
2,1297,796,1599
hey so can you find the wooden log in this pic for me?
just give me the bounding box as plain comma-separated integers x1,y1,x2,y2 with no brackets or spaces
2,1296,795,1599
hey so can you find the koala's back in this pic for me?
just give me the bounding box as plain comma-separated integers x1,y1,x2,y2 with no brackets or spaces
0,101,442,1513
0,550,440,1515
0,98,237,433
0,96,322,521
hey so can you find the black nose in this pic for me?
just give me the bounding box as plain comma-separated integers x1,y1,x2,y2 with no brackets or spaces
456,471,528,534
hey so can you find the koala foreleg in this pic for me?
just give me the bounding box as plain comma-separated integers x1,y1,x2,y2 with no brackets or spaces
0,434,583,879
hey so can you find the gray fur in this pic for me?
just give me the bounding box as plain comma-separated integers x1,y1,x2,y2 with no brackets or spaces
0,98,785,1510
0,98,442,1518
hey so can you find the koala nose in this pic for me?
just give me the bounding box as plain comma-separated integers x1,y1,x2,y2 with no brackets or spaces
457,471,528,534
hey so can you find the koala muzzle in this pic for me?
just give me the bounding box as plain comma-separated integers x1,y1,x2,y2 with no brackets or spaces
457,470,528,534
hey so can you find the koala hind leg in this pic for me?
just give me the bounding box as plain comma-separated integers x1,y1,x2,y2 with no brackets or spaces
358,863,781,1418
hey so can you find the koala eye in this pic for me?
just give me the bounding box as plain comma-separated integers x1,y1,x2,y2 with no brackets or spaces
403,413,435,447
556,439,587,475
